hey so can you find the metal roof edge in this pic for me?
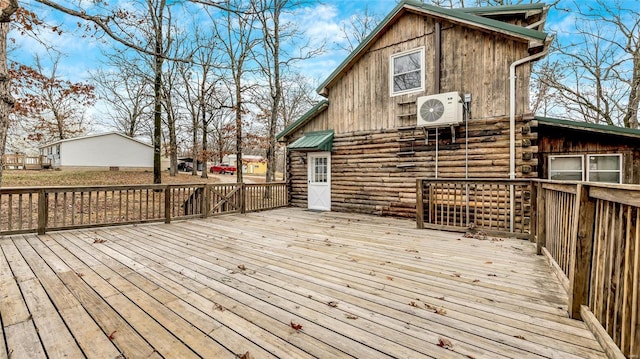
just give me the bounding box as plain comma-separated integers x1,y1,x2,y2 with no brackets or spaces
535,116,640,140
277,100,329,141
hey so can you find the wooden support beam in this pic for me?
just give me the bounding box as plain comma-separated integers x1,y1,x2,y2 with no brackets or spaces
416,179,424,229
37,189,48,235
529,181,537,242
568,184,597,319
164,187,171,224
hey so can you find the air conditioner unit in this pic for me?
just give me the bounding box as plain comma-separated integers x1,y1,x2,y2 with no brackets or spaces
416,92,463,127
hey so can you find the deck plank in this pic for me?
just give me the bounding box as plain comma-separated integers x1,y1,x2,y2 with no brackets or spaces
0,207,607,359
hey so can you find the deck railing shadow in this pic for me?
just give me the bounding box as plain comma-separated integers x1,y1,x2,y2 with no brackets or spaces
0,182,288,236
417,178,639,358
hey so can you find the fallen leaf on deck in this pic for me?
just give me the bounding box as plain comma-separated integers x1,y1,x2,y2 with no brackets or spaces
386,276,394,281
93,238,107,244
472,279,480,283
409,301,419,307
237,264,246,271
437,337,453,349
345,314,358,319
514,335,526,340
451,273,461,278
214,303,225,311
108,330,117,340
236,351,252,359
487,273,497,277
350,258,358,262
76,272,84,277
327,301,338,308
485,261,493,264
435,308,447,315
405,249,419,253
290,321,303,331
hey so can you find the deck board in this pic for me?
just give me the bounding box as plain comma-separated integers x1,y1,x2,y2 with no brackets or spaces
0,207,606,358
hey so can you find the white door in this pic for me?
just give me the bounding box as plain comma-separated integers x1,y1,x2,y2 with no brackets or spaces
308,152,331,211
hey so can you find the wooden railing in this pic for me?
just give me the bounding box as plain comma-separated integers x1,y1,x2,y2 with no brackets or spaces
2,154,51,169
416,179,534,239
537,181,639,358
535,182,578,289
0,182,288,235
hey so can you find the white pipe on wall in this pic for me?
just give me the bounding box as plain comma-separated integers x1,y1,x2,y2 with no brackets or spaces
508,45,550,232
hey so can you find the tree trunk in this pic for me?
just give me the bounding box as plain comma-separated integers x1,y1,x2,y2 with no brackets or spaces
153,54,163,183
235,84,243,184
0,1,18,187
200,104,208,179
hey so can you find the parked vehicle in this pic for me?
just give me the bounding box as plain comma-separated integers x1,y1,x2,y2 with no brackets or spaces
210,163,236,175
178,161,193,172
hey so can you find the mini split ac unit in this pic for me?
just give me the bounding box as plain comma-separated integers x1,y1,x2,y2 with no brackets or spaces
416,92,463,127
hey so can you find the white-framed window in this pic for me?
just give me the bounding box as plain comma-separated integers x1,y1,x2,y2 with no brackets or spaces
587,154,622,184
390,47,424,96
548,155,584,181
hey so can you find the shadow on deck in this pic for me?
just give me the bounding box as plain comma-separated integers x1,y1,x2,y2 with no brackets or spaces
0,207,606,358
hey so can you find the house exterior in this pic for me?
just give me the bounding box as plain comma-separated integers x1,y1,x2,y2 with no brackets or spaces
224,154,268,175
277,1,550,216
535,117,640,184
39,132,154,170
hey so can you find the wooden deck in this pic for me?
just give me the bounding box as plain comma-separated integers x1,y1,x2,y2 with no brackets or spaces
0,208,606,358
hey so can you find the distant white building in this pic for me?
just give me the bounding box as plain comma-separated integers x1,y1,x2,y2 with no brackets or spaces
39,132,153,170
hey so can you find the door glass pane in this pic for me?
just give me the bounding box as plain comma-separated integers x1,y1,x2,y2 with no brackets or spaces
313,157,327,183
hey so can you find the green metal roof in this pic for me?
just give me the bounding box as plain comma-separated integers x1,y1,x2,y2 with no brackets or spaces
535,116,640,140
461,3,546,15
277,100,329,141
316,0,547,94
287,130,334,152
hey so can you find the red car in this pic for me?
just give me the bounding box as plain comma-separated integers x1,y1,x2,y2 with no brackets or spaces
210,163,236,175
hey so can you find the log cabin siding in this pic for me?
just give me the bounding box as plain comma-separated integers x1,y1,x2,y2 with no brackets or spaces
288,115,537,217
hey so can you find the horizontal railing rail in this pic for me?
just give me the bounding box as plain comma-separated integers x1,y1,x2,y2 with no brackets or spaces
536,181,639,358
0,182,289,235
416,179,534,239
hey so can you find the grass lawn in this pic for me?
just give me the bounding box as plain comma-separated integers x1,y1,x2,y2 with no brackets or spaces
2,170,224,187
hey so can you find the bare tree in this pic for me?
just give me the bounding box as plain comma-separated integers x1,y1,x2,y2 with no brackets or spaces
0,0,18,185
538,1,639,128
91,66,153,139
337,5,380,53
213,0,259,183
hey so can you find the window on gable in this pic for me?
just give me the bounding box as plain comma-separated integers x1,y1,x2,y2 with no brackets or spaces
548,155,583,181
390,48,424,96
587,154,622,184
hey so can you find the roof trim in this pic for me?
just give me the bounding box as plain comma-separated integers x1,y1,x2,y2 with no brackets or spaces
287,130,334,152
277,100,329,140
316,0,547,95
461,3,545,16
535,116,640,140
40,132,153,149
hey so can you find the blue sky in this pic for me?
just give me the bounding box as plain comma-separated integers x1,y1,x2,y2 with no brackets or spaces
9,0,628,126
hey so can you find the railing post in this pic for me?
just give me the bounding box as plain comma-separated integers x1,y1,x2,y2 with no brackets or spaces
529,181,537,242
240,183,246,214
536,181,546,255
202,185,210,218
568,183,596,319
416,179,424,229
37,189,48,235
164,186,171,224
